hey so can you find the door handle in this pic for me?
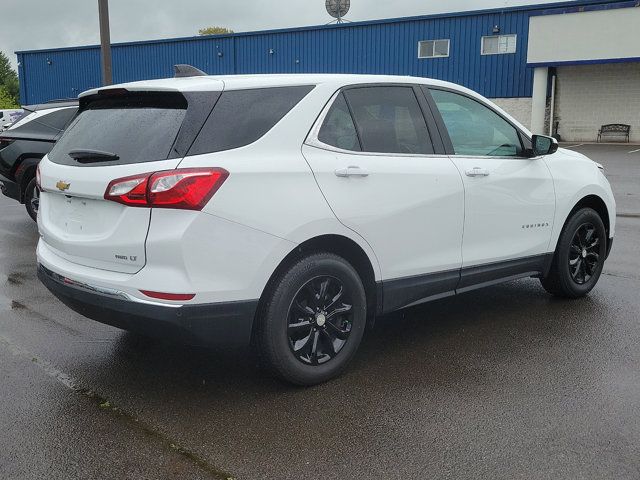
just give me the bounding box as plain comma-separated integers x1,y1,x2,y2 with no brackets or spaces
465,167,490,177
335,166,370,178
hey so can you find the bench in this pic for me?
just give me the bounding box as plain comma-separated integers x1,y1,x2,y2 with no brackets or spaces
597,124,630,143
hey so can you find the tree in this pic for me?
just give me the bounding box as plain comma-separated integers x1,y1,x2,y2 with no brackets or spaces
0,86,18,109
0,51,19,106
198,26,234,36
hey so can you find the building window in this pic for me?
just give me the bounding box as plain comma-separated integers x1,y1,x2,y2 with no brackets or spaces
418,39,450,59
481,34,517,55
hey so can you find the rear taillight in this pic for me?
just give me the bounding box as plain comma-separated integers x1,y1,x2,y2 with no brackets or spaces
0,137,14,149
104,168,228,210
36,165,42,191
104,173,149,206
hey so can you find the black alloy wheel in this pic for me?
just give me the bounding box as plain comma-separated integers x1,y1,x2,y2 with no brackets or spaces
287,276,353,365
568,222,601,285
541,207,607,298
255,252,367,386
25,177,39,222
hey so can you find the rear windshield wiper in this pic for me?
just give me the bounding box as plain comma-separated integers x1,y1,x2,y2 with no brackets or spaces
68,149,120,163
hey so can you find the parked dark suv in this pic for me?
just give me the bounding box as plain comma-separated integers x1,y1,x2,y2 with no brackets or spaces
0,100,78,221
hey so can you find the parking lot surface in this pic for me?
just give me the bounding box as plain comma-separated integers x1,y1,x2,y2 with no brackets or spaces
1,144,639,479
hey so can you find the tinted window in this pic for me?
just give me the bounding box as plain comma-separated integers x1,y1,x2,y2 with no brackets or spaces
318,93,360,151
343,87,434,155
49,93,187,166
39,107,78,130
189,86,314,155
430,89,524,157
9,107,78,139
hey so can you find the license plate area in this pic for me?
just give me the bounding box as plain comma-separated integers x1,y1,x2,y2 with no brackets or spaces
60,195,90,235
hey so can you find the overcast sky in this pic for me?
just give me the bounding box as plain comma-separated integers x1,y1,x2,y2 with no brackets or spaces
1,0,566,69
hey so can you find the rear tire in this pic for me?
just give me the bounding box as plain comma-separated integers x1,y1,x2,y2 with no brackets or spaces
24,177,39,222
541,208,607,298
255,252,367,386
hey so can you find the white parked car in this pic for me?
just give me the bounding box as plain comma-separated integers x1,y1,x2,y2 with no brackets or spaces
0,108,24,130
36,71,615,385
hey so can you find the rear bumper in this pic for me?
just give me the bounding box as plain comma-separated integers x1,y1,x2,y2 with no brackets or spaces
0,176,20,202
38,264,258,348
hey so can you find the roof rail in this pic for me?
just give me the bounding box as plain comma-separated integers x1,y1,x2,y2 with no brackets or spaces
174,64,207,78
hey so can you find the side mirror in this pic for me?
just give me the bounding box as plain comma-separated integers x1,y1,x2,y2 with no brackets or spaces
531,135,559,157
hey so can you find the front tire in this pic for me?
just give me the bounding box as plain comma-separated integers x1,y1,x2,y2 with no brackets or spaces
24,177,39,222
255,252,367,386
541,208,607,298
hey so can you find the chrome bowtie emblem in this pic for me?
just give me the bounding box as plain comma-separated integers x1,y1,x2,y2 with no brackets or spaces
56,180,71,192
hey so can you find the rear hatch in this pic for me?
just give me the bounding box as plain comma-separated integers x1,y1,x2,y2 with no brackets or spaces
38,86,221,273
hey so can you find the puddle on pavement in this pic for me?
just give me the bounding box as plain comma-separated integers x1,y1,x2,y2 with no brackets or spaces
6,272,27,286
11,300,26,310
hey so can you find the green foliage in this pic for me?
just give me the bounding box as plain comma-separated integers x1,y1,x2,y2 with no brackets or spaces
0,86,18,109
198,26,234,36
0,51,19,106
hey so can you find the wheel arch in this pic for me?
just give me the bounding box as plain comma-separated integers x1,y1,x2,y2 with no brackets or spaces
550,194,612,260
15,157,42,203
568,194,610,238
254,234,380,339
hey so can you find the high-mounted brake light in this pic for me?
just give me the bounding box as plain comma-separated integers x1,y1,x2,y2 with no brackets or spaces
104,168,228,210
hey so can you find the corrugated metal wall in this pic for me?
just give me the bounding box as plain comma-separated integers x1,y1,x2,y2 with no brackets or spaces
15,1,615,105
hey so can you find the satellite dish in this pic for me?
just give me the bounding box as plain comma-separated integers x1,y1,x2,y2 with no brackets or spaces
326,0,350,23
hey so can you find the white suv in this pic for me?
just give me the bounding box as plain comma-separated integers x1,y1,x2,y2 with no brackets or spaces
37,71,615,385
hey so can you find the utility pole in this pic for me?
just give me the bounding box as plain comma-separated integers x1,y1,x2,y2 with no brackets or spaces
98,0,113,85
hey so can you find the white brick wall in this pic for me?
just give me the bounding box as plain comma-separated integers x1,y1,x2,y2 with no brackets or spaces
490,97,534,130
555,62,640,142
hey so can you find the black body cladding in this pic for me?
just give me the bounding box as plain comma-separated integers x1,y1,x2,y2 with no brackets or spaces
38,264,258,348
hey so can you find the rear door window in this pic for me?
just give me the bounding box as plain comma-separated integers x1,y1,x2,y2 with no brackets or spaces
49,93,189,167
189,86,314,155
343,87,434,155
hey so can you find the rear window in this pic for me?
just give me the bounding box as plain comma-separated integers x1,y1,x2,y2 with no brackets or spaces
9,107,77,139
49,93,188,167
188,86,314,155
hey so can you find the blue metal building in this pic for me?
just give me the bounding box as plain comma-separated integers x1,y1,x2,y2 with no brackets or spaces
15,0,639,142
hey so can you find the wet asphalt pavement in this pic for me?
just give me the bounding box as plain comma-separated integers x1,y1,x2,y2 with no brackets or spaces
1,144,639,479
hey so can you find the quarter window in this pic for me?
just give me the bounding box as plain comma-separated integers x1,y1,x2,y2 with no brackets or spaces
318,93,361,151
481,34,517,55
430,89,524,157
418,39,450,58
343,87,434,155
189,86,314,155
